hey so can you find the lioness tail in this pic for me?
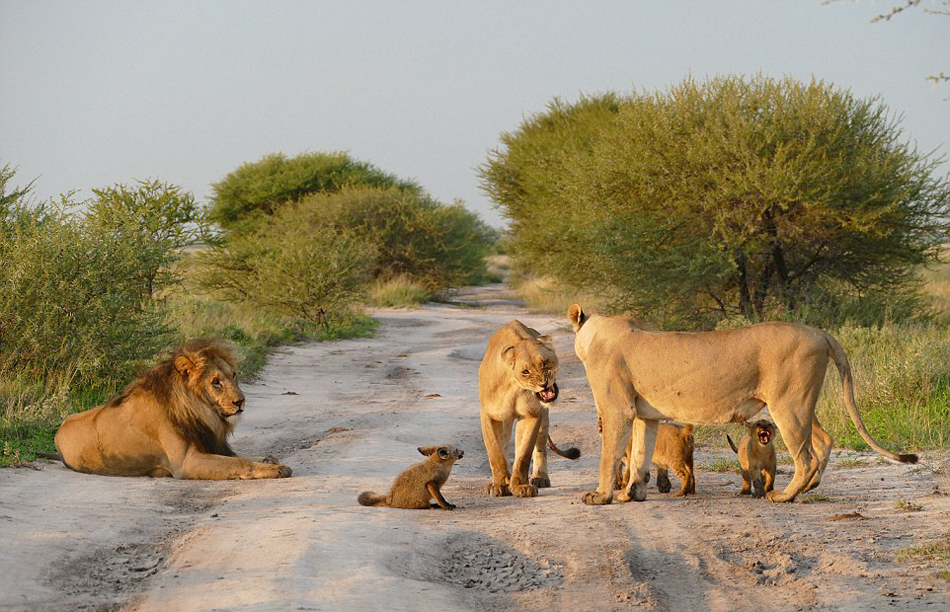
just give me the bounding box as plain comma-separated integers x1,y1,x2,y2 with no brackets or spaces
358,491,388,506
824,332,918,464
547,435,581,460
726,434,739,454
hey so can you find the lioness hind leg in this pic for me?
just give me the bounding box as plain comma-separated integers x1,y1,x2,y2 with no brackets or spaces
480,412,511,496
530,408,551,488
511,415,541,497
803,419,833,493
766,398,821,503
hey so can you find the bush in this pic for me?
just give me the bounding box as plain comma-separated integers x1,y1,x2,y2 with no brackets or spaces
208,151,420,233
307,186,497,288
0,196,169,387
481,76,950,329
197,206,374,324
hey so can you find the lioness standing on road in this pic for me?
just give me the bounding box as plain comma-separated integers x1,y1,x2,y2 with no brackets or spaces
478,320,579,498
568,304,917,505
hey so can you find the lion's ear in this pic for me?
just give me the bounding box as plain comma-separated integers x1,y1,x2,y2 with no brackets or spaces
537,334,553,349
174,355,196,380
501,345,516,366
418,446,438,456
568,304,586,332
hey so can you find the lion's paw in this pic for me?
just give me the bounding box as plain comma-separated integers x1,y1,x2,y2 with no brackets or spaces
530,476,551,489
583,490,612,505
656,477,672,494
512,483,538,498
275,465,292,478
631,481,648,502
488,482,511,497
766,490,794,503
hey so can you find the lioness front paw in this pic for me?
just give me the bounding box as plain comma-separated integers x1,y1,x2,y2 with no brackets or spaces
530,476,551,489
275,465,292,478
443,503,457,511
583,490,612,505
488,482,511,497
766,490,794,503
512,483,538,498
656,477,672,494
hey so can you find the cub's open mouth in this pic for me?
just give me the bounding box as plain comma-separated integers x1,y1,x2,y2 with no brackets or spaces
536,382,559,403
757,429,772,445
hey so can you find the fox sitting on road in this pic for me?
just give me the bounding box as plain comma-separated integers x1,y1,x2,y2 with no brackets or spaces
358,445,464,510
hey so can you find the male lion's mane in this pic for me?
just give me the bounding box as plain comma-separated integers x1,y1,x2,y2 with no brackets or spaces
103,339,237,457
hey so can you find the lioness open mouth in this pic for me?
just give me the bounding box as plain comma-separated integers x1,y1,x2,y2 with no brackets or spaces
536,382,559,403
757,429,772,445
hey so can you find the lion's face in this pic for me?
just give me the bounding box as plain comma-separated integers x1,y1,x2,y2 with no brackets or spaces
751,420,776,446
506,339,560,403
176,351,245,420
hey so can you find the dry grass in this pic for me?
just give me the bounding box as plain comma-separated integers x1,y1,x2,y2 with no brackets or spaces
508,275,606,316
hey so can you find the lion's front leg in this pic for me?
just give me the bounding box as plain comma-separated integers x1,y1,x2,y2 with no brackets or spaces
617,418,656,503
175,450,291,480
511,415,541,497
480,411,511,496
584,412,632,505
530,407,551,488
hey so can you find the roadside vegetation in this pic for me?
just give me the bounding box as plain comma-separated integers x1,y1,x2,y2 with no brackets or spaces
1,152,494,466
484,75,950,453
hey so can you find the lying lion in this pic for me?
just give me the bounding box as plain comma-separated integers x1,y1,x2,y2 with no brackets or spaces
55,339,292,480
569,304,916,504
478,320,580,498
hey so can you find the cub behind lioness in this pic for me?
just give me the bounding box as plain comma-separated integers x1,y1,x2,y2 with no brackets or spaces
727,419,777,498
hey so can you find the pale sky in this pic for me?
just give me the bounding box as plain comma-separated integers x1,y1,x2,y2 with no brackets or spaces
1,0,948,227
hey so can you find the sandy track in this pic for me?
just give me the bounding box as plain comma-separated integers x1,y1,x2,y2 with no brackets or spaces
1,284,948,611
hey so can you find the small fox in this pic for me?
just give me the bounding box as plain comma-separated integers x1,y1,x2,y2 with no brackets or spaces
358,445,464,510
727,419,777,498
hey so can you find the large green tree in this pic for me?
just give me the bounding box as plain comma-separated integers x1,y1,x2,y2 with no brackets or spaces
208,151,420,233
481,76,950,328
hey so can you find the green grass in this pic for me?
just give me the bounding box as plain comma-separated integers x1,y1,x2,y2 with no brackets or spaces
835,458,872,468
895,499,924,512
704,458,740,473
897,535,950,581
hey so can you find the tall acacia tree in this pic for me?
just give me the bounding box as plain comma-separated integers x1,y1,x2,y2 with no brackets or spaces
481,76,950,327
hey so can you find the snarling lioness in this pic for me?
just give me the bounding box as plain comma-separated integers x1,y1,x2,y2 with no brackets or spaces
479,320,580,497
568,304,917,504
55,339,292,480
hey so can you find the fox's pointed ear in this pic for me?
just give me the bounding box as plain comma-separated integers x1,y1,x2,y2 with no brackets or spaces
568,304,586,332
418,446,438,456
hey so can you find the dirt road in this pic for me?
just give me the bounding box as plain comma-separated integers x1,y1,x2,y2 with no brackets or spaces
2,285,948,611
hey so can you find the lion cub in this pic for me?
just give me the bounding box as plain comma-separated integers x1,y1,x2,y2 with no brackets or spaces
727,419,777,498
358,445,463,510
605,419,696,496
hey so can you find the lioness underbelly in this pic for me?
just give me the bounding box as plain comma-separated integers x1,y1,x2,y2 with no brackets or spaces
634,395,766,424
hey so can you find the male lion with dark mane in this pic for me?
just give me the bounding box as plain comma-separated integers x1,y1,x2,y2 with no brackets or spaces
568,304,916,505
54,339,292,480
